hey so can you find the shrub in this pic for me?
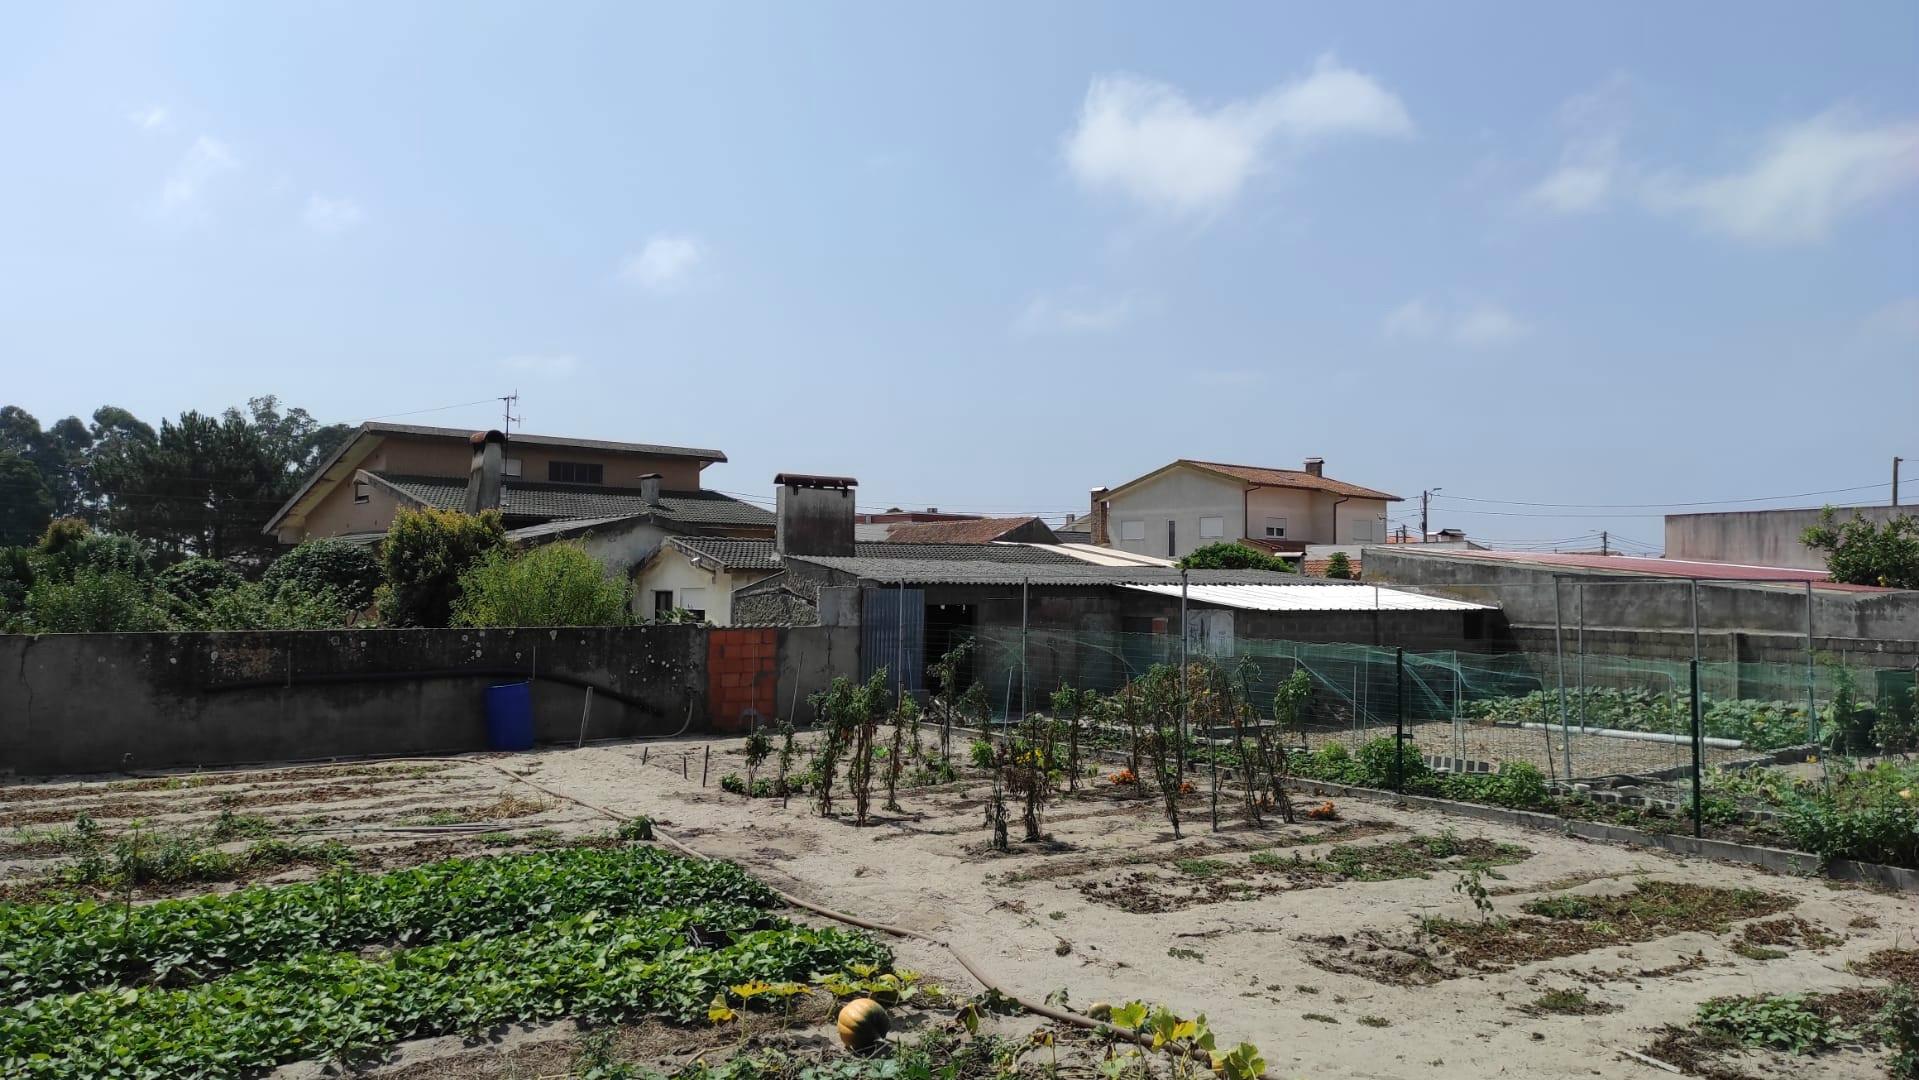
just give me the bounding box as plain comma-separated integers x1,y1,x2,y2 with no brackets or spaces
1775,760,1919,869
20,568,172,633
191,582,356,631
452,543,631,627
37,523,151,582
1801,506,1919,589
1322,551,1355,580
0,546,34,616
1356,736,1434,792
1443,761,1550,809
1178,542,1294,572
156,558,244,605
262,539,381,610
375,508,505,627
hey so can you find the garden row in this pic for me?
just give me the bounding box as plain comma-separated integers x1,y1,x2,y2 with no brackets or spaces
0,837,892,1079
1464,681,1916,756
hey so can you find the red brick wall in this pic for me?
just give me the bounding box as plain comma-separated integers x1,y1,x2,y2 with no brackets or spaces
707,628,777,732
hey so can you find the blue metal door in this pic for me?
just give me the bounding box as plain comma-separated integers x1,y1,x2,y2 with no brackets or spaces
861,587,925,697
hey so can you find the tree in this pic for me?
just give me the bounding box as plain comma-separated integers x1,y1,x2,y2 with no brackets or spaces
377,508,506,626
451,543,632,627
20,568,172,633
1322,551,1356,580
90,410,289,561
0,452,54,546
157,558,245,605
243,395,351,482
262,538,382,611
0,407,92,518
1178,542,1296,573
1801,507,1919,589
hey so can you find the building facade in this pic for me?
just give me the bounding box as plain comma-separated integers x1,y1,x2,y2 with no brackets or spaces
1090,458,1400,561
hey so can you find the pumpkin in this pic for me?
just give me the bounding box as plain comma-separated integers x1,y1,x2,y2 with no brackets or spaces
837,997,890,1050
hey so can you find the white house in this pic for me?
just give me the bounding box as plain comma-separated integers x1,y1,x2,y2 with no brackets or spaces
1091,458,1402,561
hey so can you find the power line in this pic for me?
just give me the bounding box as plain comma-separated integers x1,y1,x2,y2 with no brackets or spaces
1434,480,1891,512
357,397,503,424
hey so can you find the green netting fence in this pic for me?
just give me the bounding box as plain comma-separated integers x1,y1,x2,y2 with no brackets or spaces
959,627,1911,788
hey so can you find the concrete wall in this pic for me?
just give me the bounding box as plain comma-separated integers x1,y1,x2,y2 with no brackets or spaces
1665,505,1906,571
0,624,859,778
1364,547,1919,668
776,626,861,723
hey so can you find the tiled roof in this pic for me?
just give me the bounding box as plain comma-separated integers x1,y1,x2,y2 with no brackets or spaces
374,474,774,528
364,422,726,461
885,516,1059,544
669,538,1087,571
1183,461,1401,501
785,556,1311,587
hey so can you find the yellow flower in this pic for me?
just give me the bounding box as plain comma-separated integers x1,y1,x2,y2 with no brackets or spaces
1900,789,1912,800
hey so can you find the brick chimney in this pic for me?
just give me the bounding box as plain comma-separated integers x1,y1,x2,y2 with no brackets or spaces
638,473,662,506
1303,457,1325,477
1089,487,1111,546
464,430,507,514
774,473,857,558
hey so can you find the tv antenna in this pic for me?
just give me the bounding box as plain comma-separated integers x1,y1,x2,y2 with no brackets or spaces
499,392,520,438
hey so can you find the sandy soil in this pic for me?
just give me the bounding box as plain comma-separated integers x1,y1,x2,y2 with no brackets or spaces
5,742,1912,1079
487,735,1914,1079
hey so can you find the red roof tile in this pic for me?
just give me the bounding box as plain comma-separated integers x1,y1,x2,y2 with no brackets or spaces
885,516,1057,544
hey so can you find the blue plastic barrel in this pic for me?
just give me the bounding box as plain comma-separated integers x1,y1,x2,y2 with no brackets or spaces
484,681,535,751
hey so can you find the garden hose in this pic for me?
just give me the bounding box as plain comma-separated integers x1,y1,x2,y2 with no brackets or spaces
256,751,1278,1078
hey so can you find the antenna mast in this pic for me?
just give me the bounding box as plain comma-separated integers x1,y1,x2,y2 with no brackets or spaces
499,392,520,438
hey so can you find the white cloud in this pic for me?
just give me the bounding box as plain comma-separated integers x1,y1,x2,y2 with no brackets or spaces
1382,298,1440,341
1863,297,1919,340
500,354,580,377
1642,110,1919,244
302,194,364,233
1063,54,1412,216
159,136,237,215
1525,75,1631,214
1014,292,1140,335
1384,298,1530,348
129,105,169,133
619,235,703,292
1451,303,1531,347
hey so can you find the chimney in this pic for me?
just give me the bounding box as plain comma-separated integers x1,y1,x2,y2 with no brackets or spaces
1303,457,1325,477
464,430,507,514
1089,487,1111,546
774,473,858,558
638,473,662,506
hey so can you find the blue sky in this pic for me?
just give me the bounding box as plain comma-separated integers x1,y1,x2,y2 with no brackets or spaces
3,2,1915,551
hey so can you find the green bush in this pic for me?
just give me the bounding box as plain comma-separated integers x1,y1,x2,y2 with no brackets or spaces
261,538,382,610
19,568,172,633
1442,760,1550,809
452,543,631,627
1775,760,1919,869
156,558,244,605
1178,542,1294,572
0,546,33,616
375,508,505,627
1322,551,1355,579
189,581,356,631
36,521,152,583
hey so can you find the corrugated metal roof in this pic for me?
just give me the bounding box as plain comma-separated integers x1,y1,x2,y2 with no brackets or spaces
1122,582,1492,612
1385,548,1893,592
1035,544,1178,568
787,556,1312,587
670,538,1089,571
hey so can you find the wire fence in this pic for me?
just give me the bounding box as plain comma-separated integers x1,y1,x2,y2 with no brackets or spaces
959,626,1913,796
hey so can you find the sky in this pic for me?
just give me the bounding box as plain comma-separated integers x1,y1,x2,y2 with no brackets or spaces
2,2,1916,553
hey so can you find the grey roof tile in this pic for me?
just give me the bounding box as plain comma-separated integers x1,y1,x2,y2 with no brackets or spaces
784,556,1314,587
376,474,774,528
669,538,1090,571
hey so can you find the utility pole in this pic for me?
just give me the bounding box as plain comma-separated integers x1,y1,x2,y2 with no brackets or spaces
1420,487,1442,542
1600,530,1609,556
1895,456,1903,508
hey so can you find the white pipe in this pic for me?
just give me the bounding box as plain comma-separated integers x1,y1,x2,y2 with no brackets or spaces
1513,721,1741,750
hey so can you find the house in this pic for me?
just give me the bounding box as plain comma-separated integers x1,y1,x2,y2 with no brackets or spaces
884,515,1060,545
261,422,772,547
1089,458,1402,561
726,474,1492,707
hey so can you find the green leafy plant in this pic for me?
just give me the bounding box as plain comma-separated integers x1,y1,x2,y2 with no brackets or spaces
1696,993,1855,1055
1801,506,1919,589
374,507,505,627
452,542,632,627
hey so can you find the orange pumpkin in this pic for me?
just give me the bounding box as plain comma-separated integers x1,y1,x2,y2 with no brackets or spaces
837,997,890,1050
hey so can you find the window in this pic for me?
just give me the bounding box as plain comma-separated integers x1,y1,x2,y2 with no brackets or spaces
652,590,675,616
679,587,707,622
1264,517,1287,538
504,458,523,477
1198,516,1224,539
1167,519,1176,556
352,479,370,504
548,461,604,484
1119,519,1146,541
1351,519,1375,543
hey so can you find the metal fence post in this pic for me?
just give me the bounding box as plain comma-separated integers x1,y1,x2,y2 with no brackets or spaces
1552,576,1573,780
1805,581,1817,745
1688,658,1703,838
1394,646,1406,795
